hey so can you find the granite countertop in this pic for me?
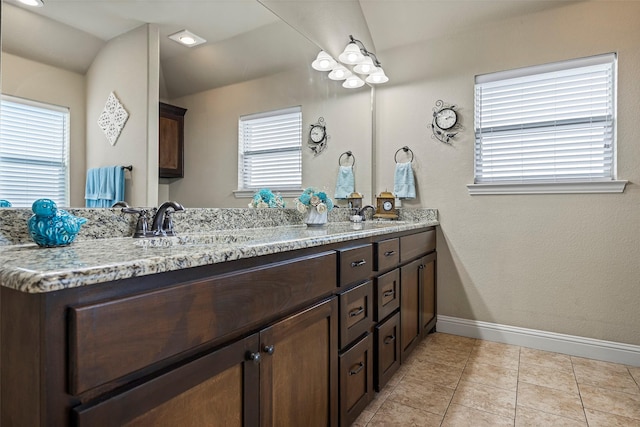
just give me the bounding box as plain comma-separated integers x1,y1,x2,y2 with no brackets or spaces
0,219,438,294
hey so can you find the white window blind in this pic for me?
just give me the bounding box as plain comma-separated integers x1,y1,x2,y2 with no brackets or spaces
0,95,70,207
238,106,302,191
474,53,616,186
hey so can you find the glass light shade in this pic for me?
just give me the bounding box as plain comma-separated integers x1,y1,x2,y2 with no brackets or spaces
353,56,378,74
338,43,365,65
342,75,365,89
311,51,337,71
365,68,389,84
328,65,352,81
18,0,44,5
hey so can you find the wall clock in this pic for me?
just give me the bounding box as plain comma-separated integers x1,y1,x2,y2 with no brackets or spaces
308,117,328,155
374,191,398,219
431,100,461,144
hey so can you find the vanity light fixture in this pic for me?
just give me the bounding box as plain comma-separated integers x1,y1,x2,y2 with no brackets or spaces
311,35,389,89
17,0,44,6
168,30,206,48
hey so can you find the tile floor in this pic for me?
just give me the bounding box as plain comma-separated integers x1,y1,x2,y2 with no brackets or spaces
353,333,640,426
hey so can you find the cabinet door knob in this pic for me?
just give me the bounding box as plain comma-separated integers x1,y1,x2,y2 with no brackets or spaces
349,362,365,376
384,335,396,345
384,250,395,257
263,345,275,355
349,306,365,317
351,259,367,268
247,351,261,364
383,289,395,298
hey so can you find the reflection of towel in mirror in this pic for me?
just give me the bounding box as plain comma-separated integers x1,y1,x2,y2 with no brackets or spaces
394,162,416,199
335,165,355,199
85,166,125,207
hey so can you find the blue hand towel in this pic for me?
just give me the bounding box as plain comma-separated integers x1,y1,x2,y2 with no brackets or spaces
335,165,355,199
393,162,416,199
85,166,125,207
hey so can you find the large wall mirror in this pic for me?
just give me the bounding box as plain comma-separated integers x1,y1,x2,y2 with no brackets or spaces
1,0,373,208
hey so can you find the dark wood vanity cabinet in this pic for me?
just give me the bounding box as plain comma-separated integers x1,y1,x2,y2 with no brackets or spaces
159,102,186,178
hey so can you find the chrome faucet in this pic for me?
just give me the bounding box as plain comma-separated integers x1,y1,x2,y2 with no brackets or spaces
357,205,376,221
151,201,185,236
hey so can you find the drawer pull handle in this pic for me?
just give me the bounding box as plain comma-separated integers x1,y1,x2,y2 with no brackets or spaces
384,335,396,345
383,289,395,298
349,362,365,376
351,259,367,268
349,306,365,317
263,345,275,355
247,351,261,364
384,250,396,257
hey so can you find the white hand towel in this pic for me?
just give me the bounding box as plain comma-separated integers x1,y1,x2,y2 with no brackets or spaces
393,162,416,199
334,165,355,199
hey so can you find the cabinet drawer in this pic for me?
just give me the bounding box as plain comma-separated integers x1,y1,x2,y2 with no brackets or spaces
400,229,435,262
339,281,374,349
375,312,400,392
338,244,373,287
68,251,337,395
374,269,400,322
375,237,400,272
339,333,373,427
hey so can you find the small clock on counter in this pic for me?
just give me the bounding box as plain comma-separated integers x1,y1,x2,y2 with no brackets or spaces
374,191,398,219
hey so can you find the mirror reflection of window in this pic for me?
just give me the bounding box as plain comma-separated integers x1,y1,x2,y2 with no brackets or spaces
0,95,70,207
238,106,302,192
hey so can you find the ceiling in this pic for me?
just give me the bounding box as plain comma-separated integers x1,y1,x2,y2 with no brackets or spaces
2,0,579,98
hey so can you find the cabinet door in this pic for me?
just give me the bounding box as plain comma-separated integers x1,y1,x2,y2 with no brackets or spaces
159,102,186,178
259,297,338,427
375,311,400,391
339,333,374,426
72,334,260,427
420,252,437,338
400,258,422,362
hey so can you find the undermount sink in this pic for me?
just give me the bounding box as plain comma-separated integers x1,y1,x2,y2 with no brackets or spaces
133,233,254,248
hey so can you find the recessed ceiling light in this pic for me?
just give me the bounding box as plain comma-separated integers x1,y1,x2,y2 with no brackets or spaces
17,0,44,6
168,30,206,48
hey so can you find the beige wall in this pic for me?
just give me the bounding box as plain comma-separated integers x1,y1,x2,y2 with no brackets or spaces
167,66,372,208
86,24,159,207
376,1,640,346
1,52,86,206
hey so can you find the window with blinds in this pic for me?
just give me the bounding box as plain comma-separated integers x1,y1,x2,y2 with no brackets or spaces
472,53,621,193
238,106,302,191
0,95,70,207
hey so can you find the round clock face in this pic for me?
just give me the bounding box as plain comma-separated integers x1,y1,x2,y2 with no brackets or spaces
435,108,457,130
309,125,326,143
382,201,393,211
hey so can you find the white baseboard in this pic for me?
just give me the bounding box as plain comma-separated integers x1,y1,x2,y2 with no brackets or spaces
436,315,640,367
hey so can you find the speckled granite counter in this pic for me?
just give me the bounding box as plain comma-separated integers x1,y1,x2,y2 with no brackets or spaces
0,208,438,294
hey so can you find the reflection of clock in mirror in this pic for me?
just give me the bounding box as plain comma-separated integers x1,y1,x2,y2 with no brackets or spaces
374,191,398,219
308,117,328,155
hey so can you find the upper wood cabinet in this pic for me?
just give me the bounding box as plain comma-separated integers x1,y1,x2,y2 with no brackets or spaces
159,102,187,178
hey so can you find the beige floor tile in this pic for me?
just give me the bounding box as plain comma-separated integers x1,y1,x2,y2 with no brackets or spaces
571,356,630,375
585,408,640,427
442,403,514,426
427,333,476,353
468,344,520,370
387,376,455,416
404,360,464,389
351,408,376,427
517,381,585,422
629,366,640,384
460,359,518,391
417,345,471,368
515,406,587,426
579,383,640,420
519,347,574,373
573,362,640,394
366,388,392,414
367,400,443,427
518,362,579,393
451,379,516,419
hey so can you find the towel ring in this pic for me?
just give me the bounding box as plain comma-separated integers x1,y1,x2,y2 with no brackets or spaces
338,151,356,167
394,146,414,163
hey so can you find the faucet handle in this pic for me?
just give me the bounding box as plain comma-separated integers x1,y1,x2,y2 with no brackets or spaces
162,211,177,236
122,207,153,238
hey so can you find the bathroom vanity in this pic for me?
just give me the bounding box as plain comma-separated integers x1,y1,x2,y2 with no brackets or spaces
0,212,437,426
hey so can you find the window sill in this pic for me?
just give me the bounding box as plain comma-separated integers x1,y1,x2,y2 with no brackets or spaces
467,180,628,195
234,188,304,199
